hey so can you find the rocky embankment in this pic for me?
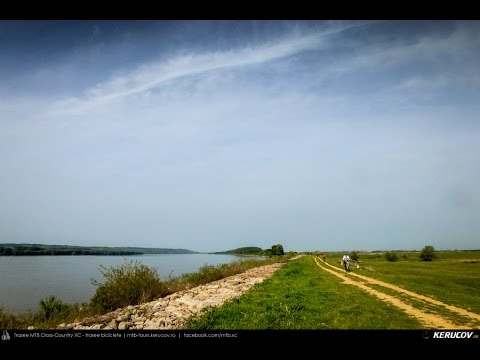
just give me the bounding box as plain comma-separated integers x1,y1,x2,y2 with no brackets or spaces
51,262,284,330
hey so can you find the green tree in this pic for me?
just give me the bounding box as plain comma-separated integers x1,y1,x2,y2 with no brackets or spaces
271,244,284,256
420,245,436,261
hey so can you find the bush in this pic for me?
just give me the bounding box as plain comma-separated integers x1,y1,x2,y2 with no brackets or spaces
385,251,399,262
181,259,269,288
34,296,70,323
271,244,284,256
90,260,166,312
181,263,228,287
350,251,359,261
0,308,29,328
420,245,436,261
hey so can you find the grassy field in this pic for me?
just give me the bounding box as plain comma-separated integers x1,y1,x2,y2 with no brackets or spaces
185,251,480,329
326,250,480,314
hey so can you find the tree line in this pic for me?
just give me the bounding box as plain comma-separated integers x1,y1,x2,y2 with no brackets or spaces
0,245,140,256
213,244,285,257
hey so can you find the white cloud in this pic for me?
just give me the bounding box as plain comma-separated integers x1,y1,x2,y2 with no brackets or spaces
2,20,480,251
48,22,374,116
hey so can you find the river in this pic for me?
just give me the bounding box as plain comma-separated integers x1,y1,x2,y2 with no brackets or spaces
0,254,257,314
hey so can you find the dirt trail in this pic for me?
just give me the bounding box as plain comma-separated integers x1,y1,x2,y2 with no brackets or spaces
314,257,478,329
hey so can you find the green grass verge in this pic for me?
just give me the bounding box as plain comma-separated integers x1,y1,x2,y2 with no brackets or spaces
185,256,424,329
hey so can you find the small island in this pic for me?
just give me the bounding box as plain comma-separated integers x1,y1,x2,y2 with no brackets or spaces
211,244,285,256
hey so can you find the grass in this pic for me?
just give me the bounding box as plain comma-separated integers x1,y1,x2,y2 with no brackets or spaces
325,250,480,314
185,251,480,329
362,282,480,328
185,255,423,329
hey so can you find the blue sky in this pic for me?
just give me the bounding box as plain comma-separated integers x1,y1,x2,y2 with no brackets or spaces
0,20,479,252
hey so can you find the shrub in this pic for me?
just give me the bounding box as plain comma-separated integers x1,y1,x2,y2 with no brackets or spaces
420,245,436,261
181,263,228,287
181,259,270,288
34,296,70,322
271,244,284,256
29,296,95,328
0,308,29,328
350,251,359,262
385,251,399,262
367,253,383,259
90,260,166,312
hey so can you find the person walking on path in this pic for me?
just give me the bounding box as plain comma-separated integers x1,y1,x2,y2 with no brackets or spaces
342,253,351,273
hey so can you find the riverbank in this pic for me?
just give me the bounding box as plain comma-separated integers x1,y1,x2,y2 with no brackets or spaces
43,262,285,330
0,253,265,315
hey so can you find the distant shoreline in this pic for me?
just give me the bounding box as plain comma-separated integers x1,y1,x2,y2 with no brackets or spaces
0,243,199,256
0,243,279,257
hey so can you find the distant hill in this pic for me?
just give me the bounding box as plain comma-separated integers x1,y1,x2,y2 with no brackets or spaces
0,243,199,256
212,246,267,255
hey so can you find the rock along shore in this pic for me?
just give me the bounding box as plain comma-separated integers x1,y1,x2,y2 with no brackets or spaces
51,262,284,330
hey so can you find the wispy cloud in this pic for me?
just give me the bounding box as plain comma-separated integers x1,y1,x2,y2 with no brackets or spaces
2,20,479,251
49,22,373,115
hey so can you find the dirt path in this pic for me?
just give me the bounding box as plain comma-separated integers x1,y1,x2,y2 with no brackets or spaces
314,256,478,329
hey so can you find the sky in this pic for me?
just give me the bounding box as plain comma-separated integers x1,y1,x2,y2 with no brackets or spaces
0,20,479,253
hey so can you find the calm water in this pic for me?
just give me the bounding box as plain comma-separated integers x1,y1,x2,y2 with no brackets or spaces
0,254,256,314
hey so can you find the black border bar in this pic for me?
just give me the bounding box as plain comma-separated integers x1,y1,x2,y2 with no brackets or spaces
1,329,480,344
